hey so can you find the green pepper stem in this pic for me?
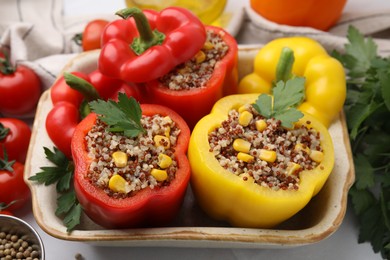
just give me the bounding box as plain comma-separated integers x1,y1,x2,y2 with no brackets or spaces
63,72,100,101
115,7,165,55
275,47,295,83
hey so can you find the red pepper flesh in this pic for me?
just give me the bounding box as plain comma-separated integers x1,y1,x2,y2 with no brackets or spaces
71,105,191,228
99,7,207,83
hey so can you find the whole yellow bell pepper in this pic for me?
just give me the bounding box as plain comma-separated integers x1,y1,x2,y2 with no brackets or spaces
188,94,334,228
238,37,346,128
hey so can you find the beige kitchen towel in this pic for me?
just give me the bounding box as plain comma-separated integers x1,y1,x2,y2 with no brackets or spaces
0,0,77,91
238,6,390,56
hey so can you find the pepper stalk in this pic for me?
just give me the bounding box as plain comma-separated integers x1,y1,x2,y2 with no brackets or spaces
116,7,165,55
63,72,101,118
275,47,295,83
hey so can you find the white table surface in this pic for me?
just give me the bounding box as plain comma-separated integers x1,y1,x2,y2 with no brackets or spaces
19,0,390,259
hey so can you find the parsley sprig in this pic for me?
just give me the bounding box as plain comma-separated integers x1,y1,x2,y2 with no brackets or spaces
29,147,81,232
253,47,305,128
89,93,145,137
333,26,390,258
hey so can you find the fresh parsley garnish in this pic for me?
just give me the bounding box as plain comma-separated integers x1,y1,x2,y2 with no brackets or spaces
333,26,390,259
253,77,305,128
89,93,145,137
29,147,81,232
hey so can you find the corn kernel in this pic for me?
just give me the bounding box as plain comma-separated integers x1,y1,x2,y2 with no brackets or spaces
158,153,172,169
255,119,267,132
112,151,128,168
203,41,214,50
178,67,188,74
164,126,171,137
310,150,324,163
259,149,277,163
233,139,251,153
194,51,206,64
154,135,170,149
294,143,310,154
286,162,301,175
108,174,128,193
239,111,253,127
237,152,254,163
151,169,168,182
238,104,250,113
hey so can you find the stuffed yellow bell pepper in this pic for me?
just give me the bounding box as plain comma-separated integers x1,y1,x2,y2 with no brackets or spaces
238,37,346,128
188,93,334,228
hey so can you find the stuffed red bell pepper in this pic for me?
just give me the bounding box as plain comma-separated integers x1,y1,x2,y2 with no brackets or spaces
98,7,207,83
71,94,190,228
145,25,239,129
46,71,141,158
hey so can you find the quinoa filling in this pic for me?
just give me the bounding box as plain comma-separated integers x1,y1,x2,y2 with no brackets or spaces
208,105,324,191
85,114,180,198
159,29,229,90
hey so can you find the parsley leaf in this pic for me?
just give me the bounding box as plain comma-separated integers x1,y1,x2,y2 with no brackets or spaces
353,154,375,190
252,94,272,118
253,77,305,128
56,191,82,232
89,93,145,137
29,147,74,192
29,147,80,232
333,25,390,258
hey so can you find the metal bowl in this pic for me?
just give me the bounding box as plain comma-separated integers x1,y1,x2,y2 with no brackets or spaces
0,214,45,259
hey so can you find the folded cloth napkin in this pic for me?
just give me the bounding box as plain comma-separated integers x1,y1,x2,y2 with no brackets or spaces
238,5,390,56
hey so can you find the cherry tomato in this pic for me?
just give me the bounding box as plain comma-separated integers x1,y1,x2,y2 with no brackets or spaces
82,19,109,51
0,161,30,212
0,52,41,116
46,101,80,158
0,118,31,163
0,210,13,216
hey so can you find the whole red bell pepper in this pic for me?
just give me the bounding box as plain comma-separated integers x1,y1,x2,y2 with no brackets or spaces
98,7,206,83
46,71,141,158
71,105,190,228
145,25,238,129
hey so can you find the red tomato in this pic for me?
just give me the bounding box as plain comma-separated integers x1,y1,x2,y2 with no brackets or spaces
0,161,30,212
82,19,109,51
0,210,13,216
0,52,41,116
0,118,31,163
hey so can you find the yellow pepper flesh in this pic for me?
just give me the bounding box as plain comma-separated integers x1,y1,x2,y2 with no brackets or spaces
188,94,335,228
238,37,346,128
